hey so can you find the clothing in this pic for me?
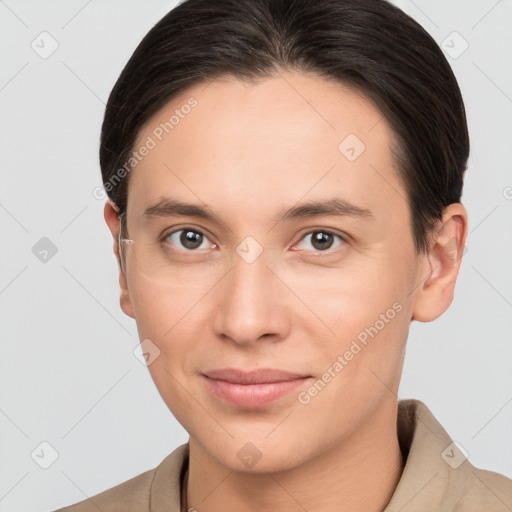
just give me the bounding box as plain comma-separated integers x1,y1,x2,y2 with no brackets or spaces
53,399,512,511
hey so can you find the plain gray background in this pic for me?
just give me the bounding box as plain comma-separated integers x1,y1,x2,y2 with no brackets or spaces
1,1,511,511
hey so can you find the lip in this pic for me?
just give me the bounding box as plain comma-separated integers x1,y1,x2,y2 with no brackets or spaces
202,368,312,409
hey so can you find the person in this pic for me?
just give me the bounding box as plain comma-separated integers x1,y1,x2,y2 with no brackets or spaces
55,0,512,510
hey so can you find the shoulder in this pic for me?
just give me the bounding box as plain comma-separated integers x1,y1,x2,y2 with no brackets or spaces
52,443,189,512
414,400,512,511
386,399,512,512
54,467,156,512
450,463,512,511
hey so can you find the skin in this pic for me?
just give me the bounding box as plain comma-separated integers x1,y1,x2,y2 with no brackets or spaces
104,70,467,512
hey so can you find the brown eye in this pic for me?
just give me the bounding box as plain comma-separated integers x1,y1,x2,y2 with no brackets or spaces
294,230,345,253
165,228,213,251
311,231,334,250
180,230,203,249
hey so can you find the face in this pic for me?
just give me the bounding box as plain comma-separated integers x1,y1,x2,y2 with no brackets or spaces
114,71,430,473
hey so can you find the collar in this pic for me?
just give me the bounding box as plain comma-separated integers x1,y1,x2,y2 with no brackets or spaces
148,399,509,511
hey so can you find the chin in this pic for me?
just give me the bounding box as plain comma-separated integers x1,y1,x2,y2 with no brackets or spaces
198,433,312,474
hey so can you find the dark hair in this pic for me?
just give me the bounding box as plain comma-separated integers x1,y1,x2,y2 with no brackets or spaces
100,0,469,253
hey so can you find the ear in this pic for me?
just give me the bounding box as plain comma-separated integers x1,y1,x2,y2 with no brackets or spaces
412,203,468,322
104,200,135,319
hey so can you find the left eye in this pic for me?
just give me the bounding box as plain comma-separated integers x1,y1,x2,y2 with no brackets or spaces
293,231,345,252
165,229,215,251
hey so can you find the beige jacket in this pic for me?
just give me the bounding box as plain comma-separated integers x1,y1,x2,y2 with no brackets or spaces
54,399,512,511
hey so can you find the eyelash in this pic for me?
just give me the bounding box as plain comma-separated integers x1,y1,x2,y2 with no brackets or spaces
161,227,346,255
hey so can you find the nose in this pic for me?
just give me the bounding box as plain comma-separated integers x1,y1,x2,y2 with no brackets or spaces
211,248,291,347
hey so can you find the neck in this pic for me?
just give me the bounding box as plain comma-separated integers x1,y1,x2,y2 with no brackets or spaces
185,400,404,512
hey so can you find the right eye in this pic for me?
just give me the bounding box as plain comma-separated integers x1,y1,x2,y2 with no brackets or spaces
164,227,217,252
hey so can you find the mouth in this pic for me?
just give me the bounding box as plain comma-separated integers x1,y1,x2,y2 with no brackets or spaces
201,368,312,409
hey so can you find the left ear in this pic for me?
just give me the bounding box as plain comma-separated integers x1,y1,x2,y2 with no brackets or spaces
412,203,468,322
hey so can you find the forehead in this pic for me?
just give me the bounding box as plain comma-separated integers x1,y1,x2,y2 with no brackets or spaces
127,71,406,227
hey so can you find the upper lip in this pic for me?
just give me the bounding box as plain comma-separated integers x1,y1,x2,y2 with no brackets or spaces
202,368,311,384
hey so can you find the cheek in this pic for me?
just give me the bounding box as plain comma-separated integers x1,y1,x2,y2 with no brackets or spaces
127,279,202,420
281,256,408,332
126,269,211,340
294,255,413,378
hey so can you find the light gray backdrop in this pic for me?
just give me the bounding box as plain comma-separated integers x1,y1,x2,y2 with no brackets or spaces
1,1,511,511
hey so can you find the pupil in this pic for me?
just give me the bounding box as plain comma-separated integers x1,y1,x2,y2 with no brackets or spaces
312,232,333,250
181,230,203,249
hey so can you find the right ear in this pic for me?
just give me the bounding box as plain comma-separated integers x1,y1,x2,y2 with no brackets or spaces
104,200,135,319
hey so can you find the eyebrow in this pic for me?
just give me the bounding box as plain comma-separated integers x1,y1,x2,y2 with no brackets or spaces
276,197,373,223
143,196,373,224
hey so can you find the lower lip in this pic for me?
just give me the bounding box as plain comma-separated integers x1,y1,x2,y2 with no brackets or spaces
203,376,310,409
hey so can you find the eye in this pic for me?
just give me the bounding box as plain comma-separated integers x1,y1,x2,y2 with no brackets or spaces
164,228,216,251
292,230,345,253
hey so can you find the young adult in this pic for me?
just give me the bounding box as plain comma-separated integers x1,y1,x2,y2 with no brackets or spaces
56,0,512,510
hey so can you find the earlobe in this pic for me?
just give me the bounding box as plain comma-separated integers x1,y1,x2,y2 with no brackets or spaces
412,203,468,322
103,200,135,319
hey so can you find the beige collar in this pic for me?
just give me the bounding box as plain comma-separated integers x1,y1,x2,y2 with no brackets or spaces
148,399,510,512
